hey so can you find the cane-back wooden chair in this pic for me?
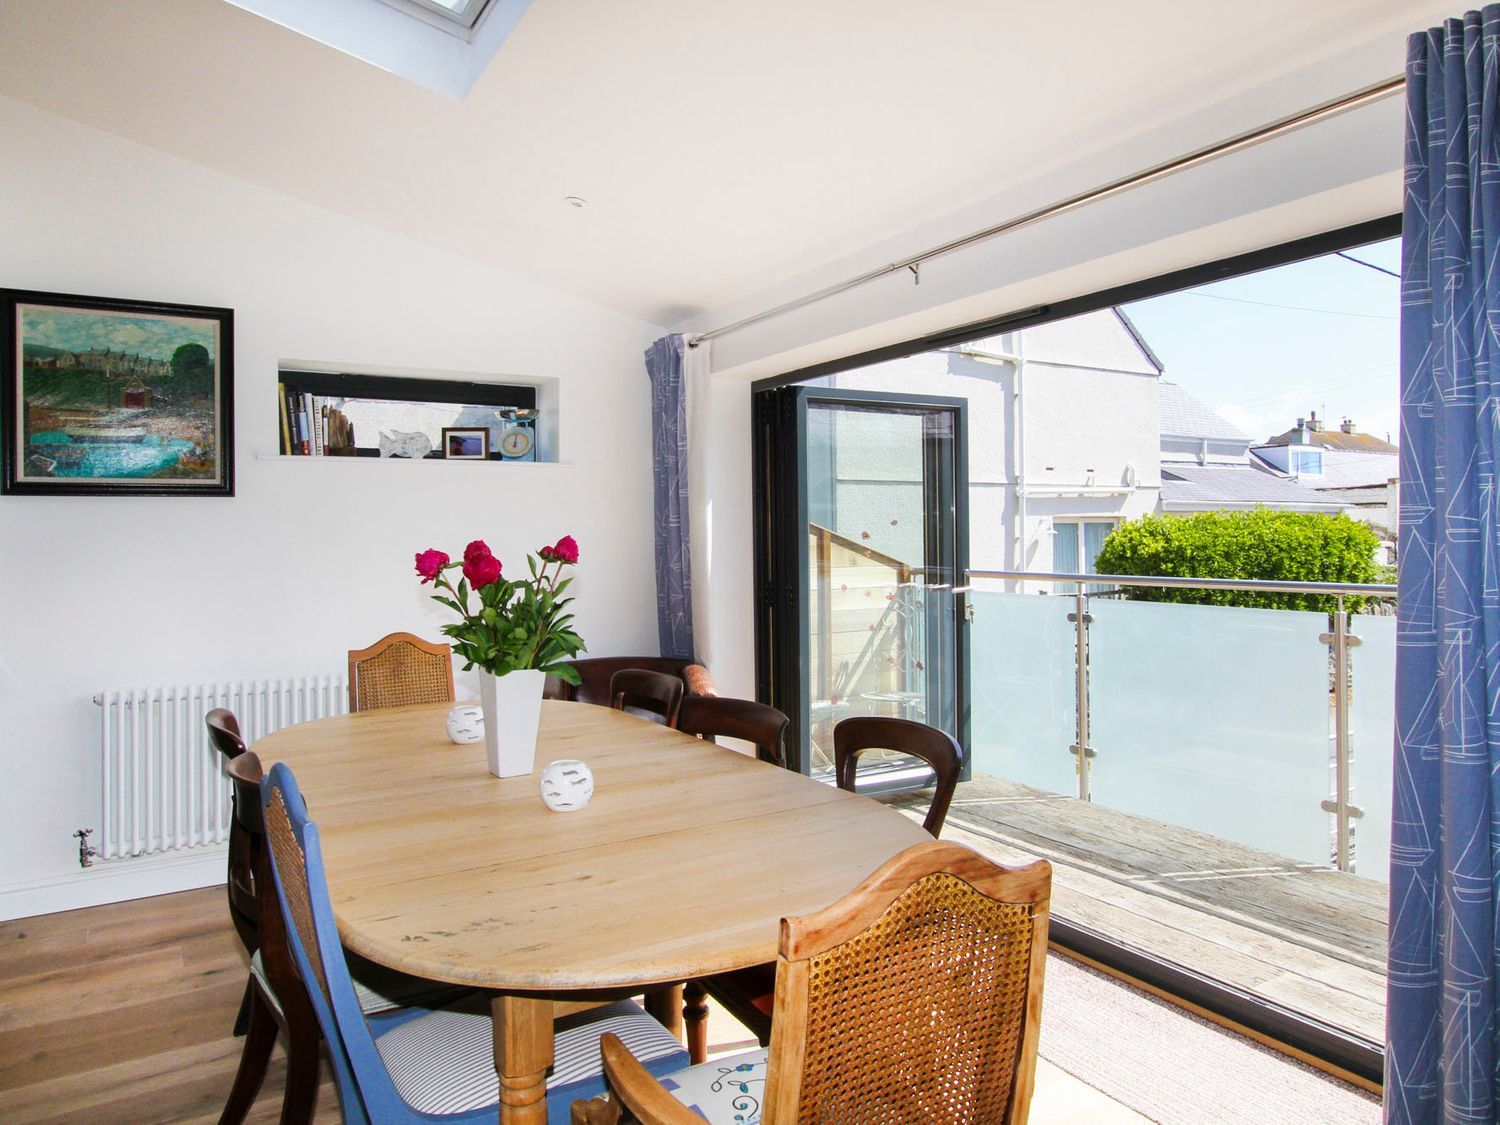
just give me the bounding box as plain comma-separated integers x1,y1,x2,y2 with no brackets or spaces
347,631,455,712
609,668,684,728
258,761,690,1124
572,841,1051,1124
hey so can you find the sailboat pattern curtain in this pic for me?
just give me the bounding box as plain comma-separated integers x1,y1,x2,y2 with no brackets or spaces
1388,8,1500,1120
644,334,696,660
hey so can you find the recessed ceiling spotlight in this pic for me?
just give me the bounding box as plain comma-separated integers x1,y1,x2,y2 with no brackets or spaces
563,196,588,209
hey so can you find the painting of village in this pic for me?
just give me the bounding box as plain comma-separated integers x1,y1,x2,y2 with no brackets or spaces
4,294,232,495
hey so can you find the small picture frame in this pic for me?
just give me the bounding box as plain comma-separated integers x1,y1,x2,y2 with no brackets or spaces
442,427,490,461
2,288,234,496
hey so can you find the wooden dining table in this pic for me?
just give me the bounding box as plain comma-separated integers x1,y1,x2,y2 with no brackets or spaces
255,698,930,1123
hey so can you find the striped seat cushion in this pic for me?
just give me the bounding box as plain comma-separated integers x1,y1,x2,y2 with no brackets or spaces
376,998,687,1116
248,950,469,1018
660,1048,769,1124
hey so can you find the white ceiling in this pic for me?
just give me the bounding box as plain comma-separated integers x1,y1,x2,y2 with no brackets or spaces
0,1,1453,329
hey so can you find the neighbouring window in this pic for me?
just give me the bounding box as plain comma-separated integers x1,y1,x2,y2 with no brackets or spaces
1053,518,1116,593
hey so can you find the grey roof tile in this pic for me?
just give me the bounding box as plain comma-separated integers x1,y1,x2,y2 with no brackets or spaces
1160,463,1345,510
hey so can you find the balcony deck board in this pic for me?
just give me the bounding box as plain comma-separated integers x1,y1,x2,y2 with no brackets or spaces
883,772,1387,1046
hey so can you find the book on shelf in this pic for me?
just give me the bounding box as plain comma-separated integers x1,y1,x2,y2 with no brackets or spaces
277,382,292,456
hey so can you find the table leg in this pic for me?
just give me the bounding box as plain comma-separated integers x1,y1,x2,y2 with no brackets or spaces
643,983,684,1041
492,994,553,1124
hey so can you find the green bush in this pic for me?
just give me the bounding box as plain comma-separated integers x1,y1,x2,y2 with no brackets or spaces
1092,510,1383,611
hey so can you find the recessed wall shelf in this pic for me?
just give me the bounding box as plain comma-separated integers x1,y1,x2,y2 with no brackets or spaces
277,366,556,463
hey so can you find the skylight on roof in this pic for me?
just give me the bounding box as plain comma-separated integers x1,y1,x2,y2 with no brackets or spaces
225,0,532,98
380,0,492,35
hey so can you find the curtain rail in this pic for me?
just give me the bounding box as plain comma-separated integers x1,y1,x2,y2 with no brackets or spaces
688,74,1405,348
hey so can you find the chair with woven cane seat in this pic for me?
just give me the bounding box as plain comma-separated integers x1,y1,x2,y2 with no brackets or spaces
347,631,455,712
571,840,1051,1124
259,761,691,1124
690,714,967,1057
609,668,684,728
216,745,471,1125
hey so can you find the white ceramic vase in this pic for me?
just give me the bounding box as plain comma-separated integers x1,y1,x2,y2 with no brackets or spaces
478,669,545,778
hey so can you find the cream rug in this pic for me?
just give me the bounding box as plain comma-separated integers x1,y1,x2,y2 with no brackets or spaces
1039,955,1381,1124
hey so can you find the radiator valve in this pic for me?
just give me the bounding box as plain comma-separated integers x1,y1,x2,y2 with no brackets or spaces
74,828,96,869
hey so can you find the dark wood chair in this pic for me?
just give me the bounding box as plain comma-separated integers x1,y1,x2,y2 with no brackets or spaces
835,715,963,837
214,731,467,1123
677,696,793,771
207,709,257,963
218,749,324,1125
347,631,454,712
545,656,715,707
609,668,685,728
572,841,1052,1124
689,715,965,1057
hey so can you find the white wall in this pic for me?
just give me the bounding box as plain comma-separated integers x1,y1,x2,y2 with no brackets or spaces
814,311,1160,573
0,96,665,915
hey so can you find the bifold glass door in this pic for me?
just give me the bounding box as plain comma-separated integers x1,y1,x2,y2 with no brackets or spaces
756,387,968,785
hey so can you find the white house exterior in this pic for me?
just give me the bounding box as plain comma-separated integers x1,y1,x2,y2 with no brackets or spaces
808,308,1162,579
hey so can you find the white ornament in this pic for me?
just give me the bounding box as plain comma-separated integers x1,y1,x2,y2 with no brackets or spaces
378,429,434,459
539,759,594,812
445,704,484,745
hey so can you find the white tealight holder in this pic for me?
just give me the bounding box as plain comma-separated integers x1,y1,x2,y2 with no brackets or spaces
539,759,594,812
445,704,485,745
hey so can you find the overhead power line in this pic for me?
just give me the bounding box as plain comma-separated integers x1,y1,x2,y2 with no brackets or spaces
1336,251,1401,279
1186,292,1397,320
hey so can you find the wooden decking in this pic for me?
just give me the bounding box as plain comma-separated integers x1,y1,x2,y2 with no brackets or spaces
885,772,1388,1046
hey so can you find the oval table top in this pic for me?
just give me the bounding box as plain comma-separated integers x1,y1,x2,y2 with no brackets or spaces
255,699,930,993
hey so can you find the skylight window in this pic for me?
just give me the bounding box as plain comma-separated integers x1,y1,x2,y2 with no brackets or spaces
379,0,492,35
225,0,531,98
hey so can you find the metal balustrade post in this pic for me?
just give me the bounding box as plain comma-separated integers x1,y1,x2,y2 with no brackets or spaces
1320,596,1364,872
1067,590,1094,802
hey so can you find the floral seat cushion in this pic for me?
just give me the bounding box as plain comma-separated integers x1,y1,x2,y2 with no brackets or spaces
660,1048,770,1124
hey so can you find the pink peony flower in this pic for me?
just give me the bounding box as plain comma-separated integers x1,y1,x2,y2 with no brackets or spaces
540,534,580,564
414,548,449,584
463,551,503,589
463,539,493,565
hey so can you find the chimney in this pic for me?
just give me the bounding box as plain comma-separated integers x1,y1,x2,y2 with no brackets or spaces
1295,417,1308,444
1308,410,1321,432
1340,418,1355,434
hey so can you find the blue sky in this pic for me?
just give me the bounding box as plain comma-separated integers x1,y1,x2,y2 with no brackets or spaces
1121,236,1399,446
21,306,217,362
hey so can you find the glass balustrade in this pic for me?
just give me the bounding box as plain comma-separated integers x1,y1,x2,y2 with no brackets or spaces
967,575,1396,879
968,589,1077,795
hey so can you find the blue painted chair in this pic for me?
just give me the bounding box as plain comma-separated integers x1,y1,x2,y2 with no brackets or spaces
259,761,689,1123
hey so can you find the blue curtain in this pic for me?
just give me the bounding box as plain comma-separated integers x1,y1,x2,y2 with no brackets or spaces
1388,9,1500,1120
644,335,695,660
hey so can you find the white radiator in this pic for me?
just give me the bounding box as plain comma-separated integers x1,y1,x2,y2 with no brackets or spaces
93,677,347,861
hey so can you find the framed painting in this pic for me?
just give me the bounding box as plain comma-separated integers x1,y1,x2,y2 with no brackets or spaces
442,426,490,460
1,289,234,496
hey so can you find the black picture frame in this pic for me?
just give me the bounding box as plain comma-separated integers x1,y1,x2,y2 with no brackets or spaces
2,288,234,497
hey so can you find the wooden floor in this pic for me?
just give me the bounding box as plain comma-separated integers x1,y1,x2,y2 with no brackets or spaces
0,887,342,1124
887,772,1388,1045
0,883,1145,1124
